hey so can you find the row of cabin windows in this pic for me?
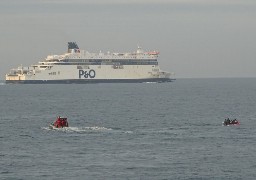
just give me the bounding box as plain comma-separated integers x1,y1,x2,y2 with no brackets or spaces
62,59,157,63
55,62,158,65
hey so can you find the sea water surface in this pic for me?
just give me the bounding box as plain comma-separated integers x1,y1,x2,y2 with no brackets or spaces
1,79,256,179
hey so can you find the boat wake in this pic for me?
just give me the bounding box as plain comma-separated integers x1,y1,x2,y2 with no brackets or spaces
42,126,133,134
42,126,112,132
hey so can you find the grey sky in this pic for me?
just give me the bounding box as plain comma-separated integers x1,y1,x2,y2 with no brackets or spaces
1,0,256,79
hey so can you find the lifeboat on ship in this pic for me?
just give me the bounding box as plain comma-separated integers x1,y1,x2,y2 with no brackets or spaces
49,116,69,129
223,118,240,126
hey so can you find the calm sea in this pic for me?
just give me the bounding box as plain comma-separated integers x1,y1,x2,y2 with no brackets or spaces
1,79,256,180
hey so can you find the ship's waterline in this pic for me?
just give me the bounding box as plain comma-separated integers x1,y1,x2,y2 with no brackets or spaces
5,42,175,84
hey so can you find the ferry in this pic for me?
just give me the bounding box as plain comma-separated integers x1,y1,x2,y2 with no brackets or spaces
5,42,174,84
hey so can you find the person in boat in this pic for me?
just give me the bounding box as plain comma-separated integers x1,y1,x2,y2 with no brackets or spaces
61,118,69,127
227,118,231,124
224,119,227,125
54,116,62,128
224,118,230,125
232,119,238,124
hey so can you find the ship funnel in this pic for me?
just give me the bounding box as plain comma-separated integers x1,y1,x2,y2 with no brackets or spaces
68,42,79,53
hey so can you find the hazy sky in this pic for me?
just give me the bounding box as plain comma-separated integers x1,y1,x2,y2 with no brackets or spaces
1,0,256,79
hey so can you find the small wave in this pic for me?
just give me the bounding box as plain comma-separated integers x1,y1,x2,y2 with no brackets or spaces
1,171,12,174
0,83,5,85
123,131,133,134
19,134,34,138
144,82,157,84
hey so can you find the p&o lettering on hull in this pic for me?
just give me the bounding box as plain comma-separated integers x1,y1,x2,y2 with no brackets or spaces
79,69,96,79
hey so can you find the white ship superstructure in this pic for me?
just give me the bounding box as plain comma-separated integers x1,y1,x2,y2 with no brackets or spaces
5,42,174,84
